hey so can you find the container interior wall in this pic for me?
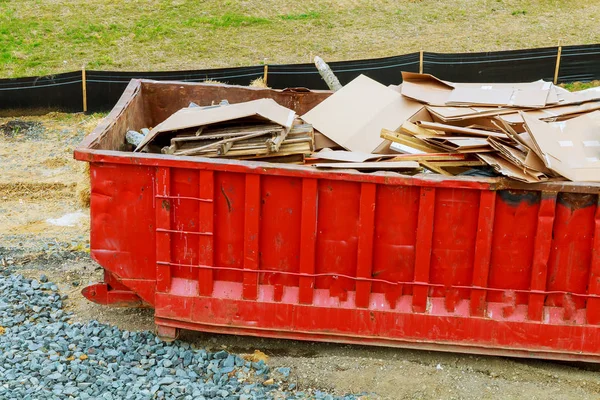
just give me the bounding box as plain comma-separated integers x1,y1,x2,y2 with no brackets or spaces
92,83,152,151
140,81,331,129
91,81,330,151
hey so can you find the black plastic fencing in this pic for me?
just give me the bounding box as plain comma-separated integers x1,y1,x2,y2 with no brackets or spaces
1,44,598,113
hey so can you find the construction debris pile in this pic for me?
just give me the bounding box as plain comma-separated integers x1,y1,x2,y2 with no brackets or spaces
128,72,600,182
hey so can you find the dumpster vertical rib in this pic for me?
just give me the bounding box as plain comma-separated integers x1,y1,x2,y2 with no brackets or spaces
528,191,557,321
155,167,172,293
413,187,436,313
198,170,215,296
356,183,377,308
299,178,318,305
586,197,600,324
243,174,261,300
470,190,496,317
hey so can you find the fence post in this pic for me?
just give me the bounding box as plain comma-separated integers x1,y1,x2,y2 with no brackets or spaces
419,50,424,74
554,43,562,85
81,65,88,113
263,58,268,86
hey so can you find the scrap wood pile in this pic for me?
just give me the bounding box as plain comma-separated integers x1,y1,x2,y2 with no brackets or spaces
130,72,600,182
133,99,313,164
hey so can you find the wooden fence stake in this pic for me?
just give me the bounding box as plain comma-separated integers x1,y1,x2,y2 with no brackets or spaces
554,43,562,85
419,50,424,74
263,58,268,86
82,66,88,113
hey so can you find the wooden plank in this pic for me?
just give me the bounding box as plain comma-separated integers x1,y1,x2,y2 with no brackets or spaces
400,120,439,137
265,128,289,152
420,161,452,175
381,128,446,153
171,124,281,142
174,129,280,156
218,143,312,158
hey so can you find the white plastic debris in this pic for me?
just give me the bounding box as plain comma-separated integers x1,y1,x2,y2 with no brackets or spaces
46,211,86,227
126,130,145,147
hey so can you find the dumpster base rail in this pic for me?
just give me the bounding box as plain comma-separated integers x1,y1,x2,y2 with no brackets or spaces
153,316,600,363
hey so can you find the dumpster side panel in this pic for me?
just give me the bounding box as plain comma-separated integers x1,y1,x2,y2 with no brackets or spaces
83,156,600,361
371,185,420,305
89,163,157,304
487,190,540,304
214,171,246,282
546,193,597,309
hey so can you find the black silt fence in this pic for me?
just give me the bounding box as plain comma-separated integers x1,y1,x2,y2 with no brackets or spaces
0,44,598,113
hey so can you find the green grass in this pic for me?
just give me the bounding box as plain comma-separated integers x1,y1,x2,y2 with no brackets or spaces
279,11,321,21
0,0,599,78
560,81,600,91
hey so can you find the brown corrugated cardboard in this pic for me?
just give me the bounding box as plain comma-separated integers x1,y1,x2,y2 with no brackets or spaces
311,150,395,163
498,101,600,124
400,72,454,105
521,111,600,182
417,121,507,139
135,98,296,152
487,137,550,179
314,161,420,170
401,72,554,108
419,136,491,152
478,153,541,183
301,75,423,153
427,105,515,121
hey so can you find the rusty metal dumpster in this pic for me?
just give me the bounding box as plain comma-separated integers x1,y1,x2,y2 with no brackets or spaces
74,79,600,362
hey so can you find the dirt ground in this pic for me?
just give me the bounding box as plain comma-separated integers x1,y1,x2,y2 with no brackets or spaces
2,113,600,400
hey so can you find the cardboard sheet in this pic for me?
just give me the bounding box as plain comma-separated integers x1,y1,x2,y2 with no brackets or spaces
498,101,600,124
314,130,342,150
478,153,541,183
522,111,600,181
301,75,423,153
417,121,507,139
135,99,296,152
314,161,420,170
554,86,600,105
427,105,515,121
311,150,395,163
400,72,454,105
421,136,491,152
401,72,553,108
487,137,550,179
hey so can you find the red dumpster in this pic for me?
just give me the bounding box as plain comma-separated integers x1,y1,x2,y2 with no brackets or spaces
75,79,600,362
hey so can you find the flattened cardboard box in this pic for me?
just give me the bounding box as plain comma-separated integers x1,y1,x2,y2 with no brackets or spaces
301,75,423,153
135,98,296,152
401,72,555,108
522,111,600,182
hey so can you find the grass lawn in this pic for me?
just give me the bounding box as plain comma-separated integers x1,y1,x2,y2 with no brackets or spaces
0,0,599,79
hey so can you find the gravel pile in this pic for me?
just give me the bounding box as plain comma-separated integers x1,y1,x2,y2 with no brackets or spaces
0,270,360,400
